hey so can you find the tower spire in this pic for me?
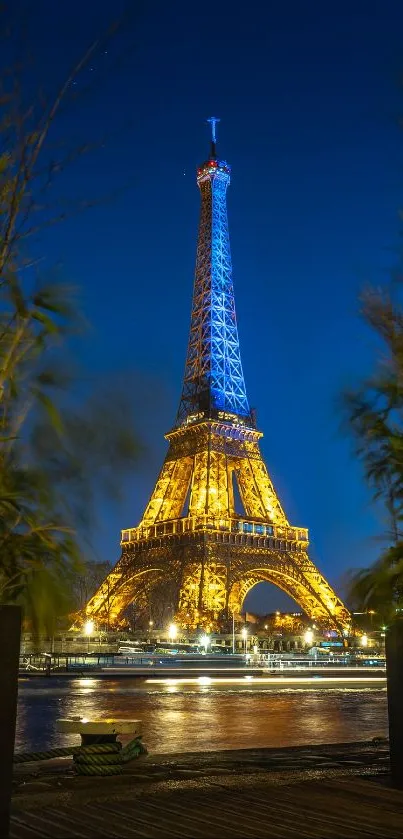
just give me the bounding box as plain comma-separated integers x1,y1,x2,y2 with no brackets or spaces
176,121,251,426
207,116,220,157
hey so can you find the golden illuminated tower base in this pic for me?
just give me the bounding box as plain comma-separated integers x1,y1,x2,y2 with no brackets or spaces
85,417,350,632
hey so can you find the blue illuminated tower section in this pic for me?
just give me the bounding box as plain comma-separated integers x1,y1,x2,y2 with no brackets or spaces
177,119,251,426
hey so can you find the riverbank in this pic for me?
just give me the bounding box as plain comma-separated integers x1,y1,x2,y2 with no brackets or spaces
11,740,403,838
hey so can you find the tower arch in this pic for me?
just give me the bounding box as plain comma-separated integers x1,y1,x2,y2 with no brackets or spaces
228,564,344,629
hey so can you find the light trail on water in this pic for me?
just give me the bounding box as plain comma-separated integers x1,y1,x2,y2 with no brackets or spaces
16,677,388,756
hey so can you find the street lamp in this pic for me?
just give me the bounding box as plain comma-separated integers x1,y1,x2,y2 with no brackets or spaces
200,634,210,653
168,623,177,643
304,629,314,646
241,626,248,655
84,619,94,653
361,634,368,647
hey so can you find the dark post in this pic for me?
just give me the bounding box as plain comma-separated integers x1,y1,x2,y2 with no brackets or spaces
385,619,403,787
0,605,21,837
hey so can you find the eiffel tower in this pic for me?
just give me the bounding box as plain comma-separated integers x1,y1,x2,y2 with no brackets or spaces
85,119,350,633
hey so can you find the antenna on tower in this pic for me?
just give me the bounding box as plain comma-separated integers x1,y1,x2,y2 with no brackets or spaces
207,116,220,157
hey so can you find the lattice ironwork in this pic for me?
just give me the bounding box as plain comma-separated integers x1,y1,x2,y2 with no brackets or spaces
83,122,351,635
176,153,251,425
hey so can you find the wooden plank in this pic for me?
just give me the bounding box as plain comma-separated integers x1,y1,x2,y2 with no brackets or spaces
10,776,403,839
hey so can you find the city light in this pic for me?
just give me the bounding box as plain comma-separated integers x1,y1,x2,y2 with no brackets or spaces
304,629,314,645
83,620,95,636
361,634,368,647
168,623,178,641
149,620,154,627
200,634,210,651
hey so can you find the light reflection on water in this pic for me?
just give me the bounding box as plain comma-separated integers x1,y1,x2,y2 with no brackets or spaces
16,678,388,755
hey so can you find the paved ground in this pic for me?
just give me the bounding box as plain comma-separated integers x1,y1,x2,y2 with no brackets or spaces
11,741,403,838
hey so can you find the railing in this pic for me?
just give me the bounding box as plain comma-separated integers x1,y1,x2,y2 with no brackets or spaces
19,651,386,675
121,516,308,545
19,653,117,672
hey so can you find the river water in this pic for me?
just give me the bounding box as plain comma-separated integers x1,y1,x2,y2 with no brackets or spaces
16,678,388,754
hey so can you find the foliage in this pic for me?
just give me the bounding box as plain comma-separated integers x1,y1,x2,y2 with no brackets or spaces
344,287,403,621
0,20,141,635
72,561,113,613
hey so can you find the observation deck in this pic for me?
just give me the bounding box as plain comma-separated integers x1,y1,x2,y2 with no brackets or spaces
121,516,309,552
197,157,231,183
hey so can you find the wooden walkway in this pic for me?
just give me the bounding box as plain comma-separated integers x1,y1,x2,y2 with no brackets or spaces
10,774,403,838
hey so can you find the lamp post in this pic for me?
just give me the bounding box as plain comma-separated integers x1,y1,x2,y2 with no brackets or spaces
168,623,177,644
200,634,210,654
304,629,314,647
232,612,235,654
84,619,94,654
241,626,248,657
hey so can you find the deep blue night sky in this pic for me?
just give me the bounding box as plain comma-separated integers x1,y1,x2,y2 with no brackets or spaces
14,0,403,612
